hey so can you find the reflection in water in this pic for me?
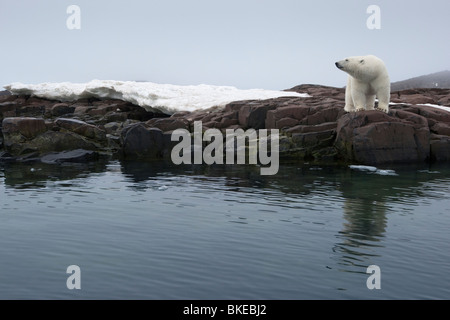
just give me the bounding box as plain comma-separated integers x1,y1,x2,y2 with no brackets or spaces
332,166,450,274
335,184,388,273
118,161,450,278
335,171,390,273
0,160,109,189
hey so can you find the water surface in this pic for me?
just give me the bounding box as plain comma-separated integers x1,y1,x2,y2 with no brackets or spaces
0,160,449,299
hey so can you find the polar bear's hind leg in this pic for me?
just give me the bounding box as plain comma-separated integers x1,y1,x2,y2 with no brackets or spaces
344,77,356,112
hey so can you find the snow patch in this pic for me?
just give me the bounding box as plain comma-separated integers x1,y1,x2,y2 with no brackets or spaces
4,80,309,114
387,101,450,113
389,102,411,105
417,103,450,113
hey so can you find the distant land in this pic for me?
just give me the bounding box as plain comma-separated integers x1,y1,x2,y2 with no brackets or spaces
390,70,450,91
1,70,450,96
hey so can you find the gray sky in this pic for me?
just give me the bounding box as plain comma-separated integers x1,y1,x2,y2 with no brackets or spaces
1,0,449,90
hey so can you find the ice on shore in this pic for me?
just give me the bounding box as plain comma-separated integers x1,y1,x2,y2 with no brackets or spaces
4,80,308,114
349,165,398,176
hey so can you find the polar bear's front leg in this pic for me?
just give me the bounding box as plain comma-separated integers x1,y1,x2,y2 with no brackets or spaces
344,77,356,112
351,89,367,112
376,87,390,113
366,95,376,110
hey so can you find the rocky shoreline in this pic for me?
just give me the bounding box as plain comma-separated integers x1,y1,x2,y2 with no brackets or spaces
1,84,450,166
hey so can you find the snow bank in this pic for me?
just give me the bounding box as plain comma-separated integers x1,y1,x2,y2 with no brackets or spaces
4,80,308,114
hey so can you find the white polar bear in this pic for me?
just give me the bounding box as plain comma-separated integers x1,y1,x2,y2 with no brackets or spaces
335,55,390,113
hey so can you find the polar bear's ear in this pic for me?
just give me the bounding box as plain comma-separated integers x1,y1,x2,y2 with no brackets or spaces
360,59,365,64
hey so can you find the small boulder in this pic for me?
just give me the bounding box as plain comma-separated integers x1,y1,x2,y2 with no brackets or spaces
120,123,165,159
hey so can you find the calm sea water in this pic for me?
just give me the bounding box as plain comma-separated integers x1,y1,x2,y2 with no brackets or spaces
0,159,449,299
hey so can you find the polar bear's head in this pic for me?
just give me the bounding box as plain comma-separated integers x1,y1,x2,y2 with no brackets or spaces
335,55,384,81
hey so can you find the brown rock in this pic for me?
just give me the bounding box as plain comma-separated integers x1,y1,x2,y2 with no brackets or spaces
276,117,299,129
437,96,450,106
17,105,45,117
397,94,436,105
120,124,164,159
393,109,428,128
0,101,17,120
25,96,53,105
104,122,122,135
239,103,277,129
285,122,337,134
55,118,106,141
87,105,118,116
335,112,430,164
199,113,215,123
0,94,17,103
30,131,101,153
219,117,239,128
51,103,76,117
301,107,343,125
120,105,160,121
430,122,450,136
292,129,336,149
219,110,239,121
201,121,220,130
416,105,450,123
146,117,190,132
265,106,309,129
430,134,450,161
2,117,47,139
104,112,128,123
73,106,91,115
225,101,250,113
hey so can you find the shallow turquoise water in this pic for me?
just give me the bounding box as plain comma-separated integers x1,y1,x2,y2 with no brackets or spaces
0,160,449,299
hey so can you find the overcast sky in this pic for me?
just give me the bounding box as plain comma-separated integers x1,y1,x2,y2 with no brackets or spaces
1,0,449,90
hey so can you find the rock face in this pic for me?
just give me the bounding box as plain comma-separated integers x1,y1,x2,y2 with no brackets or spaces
2,85,450,166
335,111,430,164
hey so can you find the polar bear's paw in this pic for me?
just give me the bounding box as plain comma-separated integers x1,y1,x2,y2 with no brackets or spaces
344,106,355,112
355,108,365,112
375,107,389,113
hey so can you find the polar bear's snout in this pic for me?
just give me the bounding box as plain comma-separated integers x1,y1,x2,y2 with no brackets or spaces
335,62,343,69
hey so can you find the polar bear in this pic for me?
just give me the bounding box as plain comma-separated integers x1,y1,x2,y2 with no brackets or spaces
335,55,390,113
